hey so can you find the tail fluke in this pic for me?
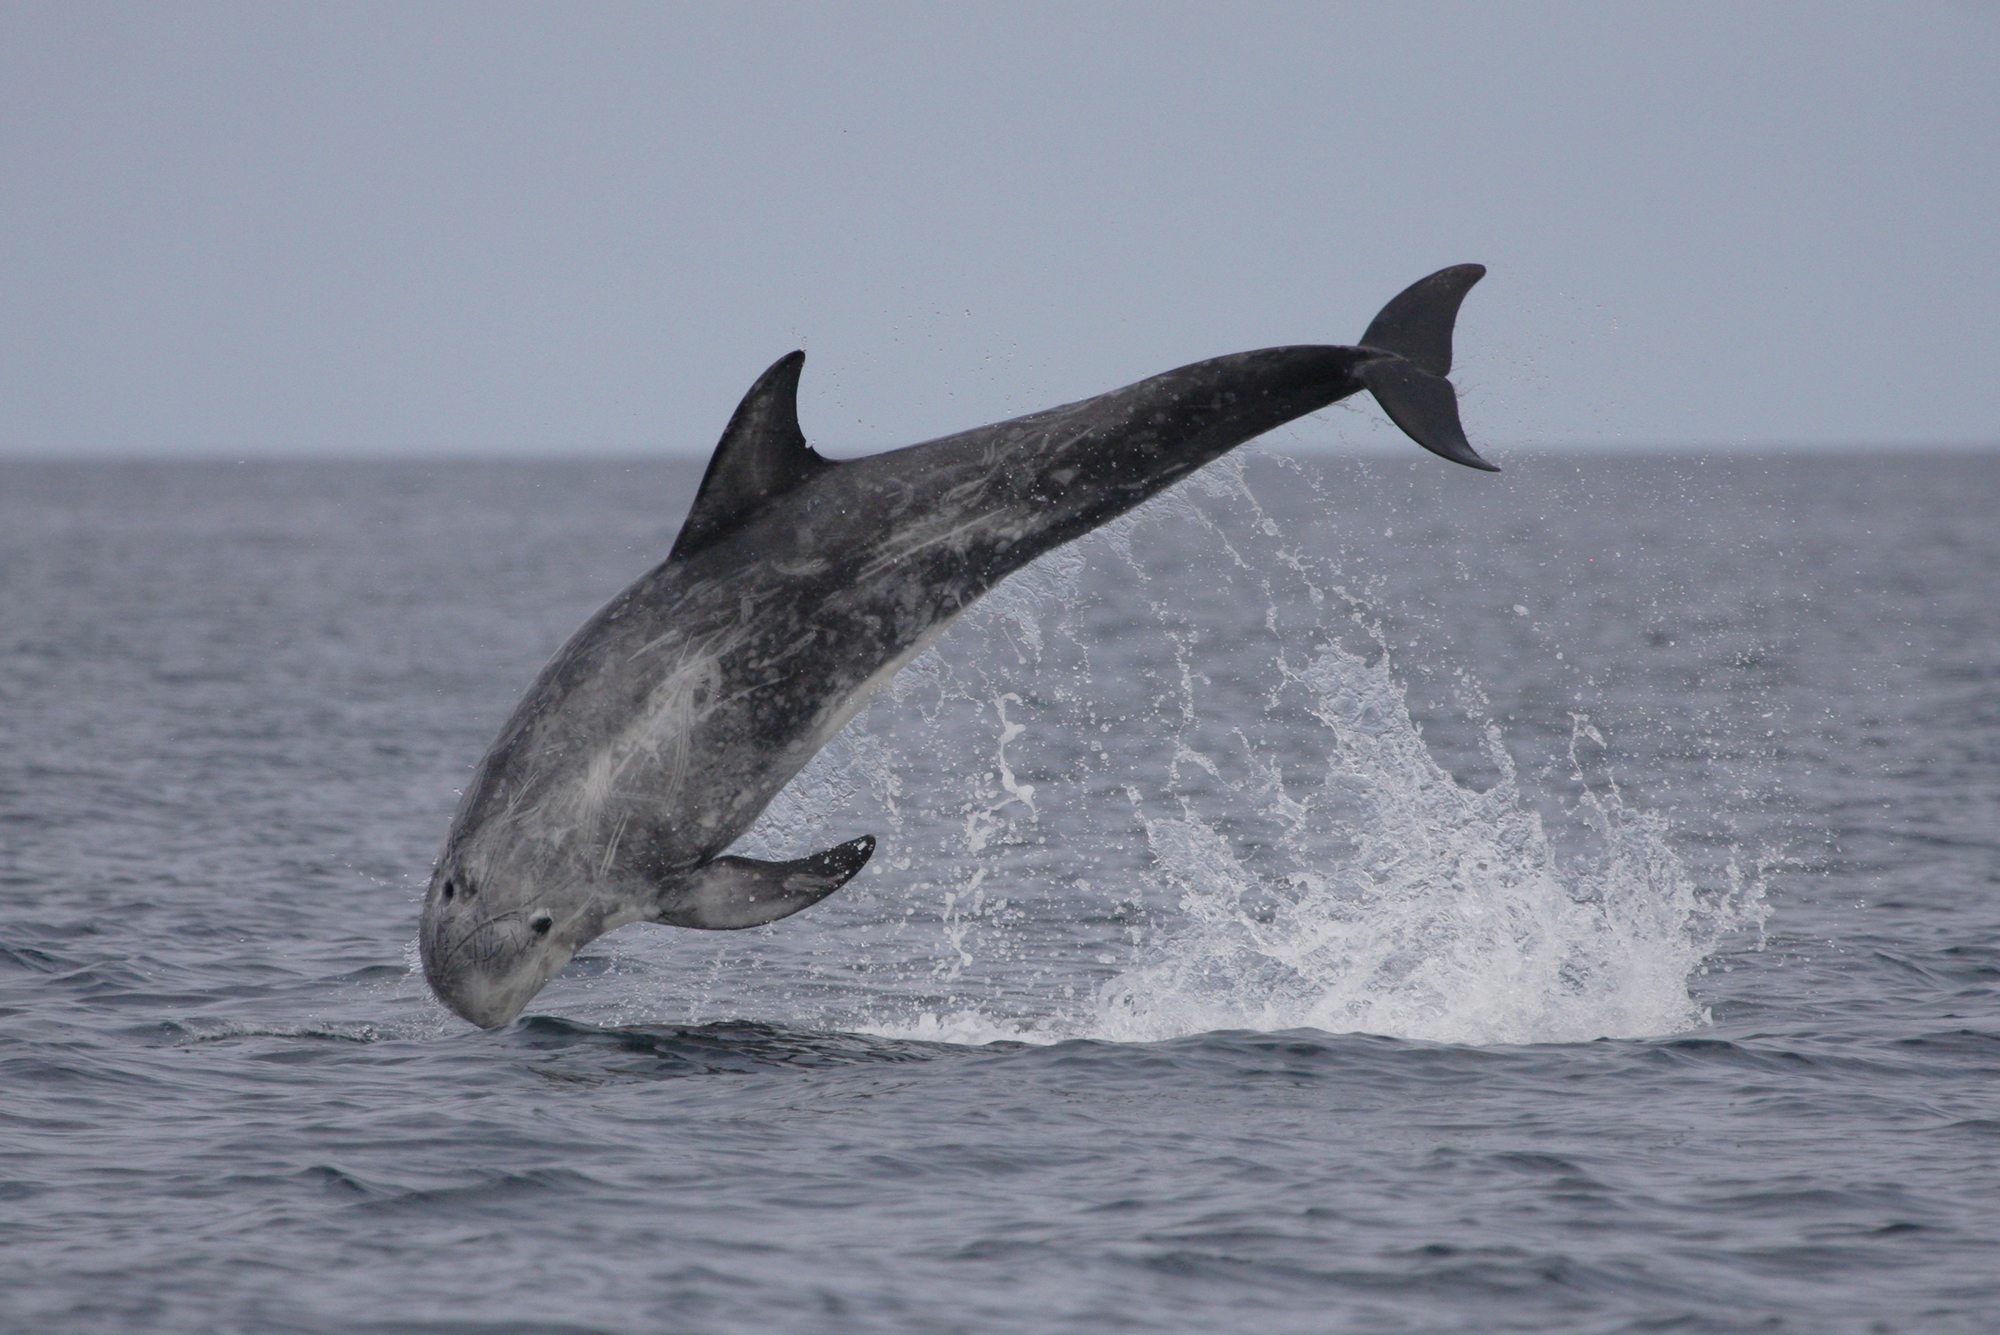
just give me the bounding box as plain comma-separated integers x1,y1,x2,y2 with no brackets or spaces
1356,264,1499,473
1354,357,1497,472
1361,264,1485,377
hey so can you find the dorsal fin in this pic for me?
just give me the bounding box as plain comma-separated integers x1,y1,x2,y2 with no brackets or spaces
669,351,831,560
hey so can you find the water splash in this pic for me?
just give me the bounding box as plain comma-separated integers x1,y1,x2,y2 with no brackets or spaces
1084,649,1749,1045
684,454,1769,1047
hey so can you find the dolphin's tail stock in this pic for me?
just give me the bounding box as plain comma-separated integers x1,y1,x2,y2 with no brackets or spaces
1353,264,1498,472
979,265,1498,561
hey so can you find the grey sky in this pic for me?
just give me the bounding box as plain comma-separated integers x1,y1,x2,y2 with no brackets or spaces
3,2,1994,458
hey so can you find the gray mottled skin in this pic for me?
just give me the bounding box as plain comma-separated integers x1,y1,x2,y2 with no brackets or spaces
420,266,1495,1027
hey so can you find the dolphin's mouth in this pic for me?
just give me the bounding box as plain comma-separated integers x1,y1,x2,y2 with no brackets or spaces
420,903,584,1029
419,914,507,1024
447,989,529,1030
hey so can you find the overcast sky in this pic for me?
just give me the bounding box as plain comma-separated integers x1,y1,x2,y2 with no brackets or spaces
3,2,1995,458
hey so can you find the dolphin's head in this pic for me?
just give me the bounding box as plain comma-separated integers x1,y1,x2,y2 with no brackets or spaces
418,846,586,1028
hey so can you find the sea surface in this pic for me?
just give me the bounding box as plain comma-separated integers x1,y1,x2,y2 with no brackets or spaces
2,449,1996,1332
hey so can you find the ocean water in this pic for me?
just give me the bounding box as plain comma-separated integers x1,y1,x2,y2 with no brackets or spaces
2,449,1995,1332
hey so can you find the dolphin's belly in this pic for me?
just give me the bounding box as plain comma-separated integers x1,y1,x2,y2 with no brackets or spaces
479,556,941,872
466,471,1051,881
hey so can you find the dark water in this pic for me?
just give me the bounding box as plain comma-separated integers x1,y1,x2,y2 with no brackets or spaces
2,451,1995,1332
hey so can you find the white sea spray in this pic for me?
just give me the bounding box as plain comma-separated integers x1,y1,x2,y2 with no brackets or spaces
840,455,1769,1046
616,454,1770,1046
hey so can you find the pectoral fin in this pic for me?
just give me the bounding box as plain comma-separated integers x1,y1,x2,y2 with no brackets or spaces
659,835,876,930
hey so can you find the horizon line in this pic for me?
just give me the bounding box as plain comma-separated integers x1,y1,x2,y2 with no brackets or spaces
2,439,1996,465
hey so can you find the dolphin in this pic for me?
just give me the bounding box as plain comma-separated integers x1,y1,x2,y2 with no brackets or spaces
420,265,1496,1027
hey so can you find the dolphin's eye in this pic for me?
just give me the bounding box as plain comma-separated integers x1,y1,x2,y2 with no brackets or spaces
529,911,553,936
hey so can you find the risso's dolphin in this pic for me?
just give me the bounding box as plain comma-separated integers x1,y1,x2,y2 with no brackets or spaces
421,265,1497,1026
